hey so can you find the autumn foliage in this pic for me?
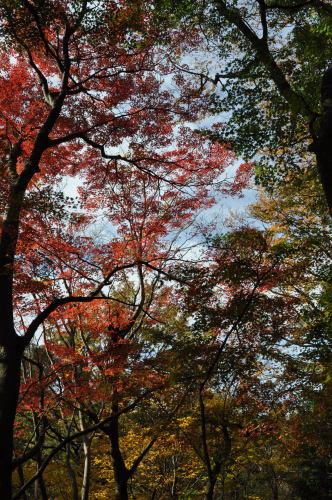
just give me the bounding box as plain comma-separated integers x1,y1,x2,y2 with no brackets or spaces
0,1,330,500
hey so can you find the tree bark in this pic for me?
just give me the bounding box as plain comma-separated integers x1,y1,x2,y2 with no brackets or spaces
0,343,24,499
268,463,279,500
102,401,129,500
79,410,92,500
34,448,48,500
17,464,28,500
205,477,217,500
312,67,332,214
114,479,129,500
212,1,332,214
32,409,48,500
65,444,79,500
34,471,48,500
171,455,178,498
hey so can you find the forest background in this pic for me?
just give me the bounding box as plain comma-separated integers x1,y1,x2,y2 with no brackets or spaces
0,1,331,499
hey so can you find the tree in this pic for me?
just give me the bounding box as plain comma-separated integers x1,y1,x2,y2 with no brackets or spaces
13,285,200,498
249,170,332,499
0,1,240,496
165,161,329,497
155,0,332,214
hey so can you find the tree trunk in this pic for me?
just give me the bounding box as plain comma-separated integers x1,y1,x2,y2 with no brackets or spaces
32,413,48,500
80,432,91,500
109,426,129,500
205,477,217,500
311,67,332,214
34,471,48,500
0,344,23,499
114,478,129,500
151,489,157,500
65,444,79,500
103,400,129,500
315,149,332,215
17,464,28,500
269,464,279,500
34,449,48,500
171,455,178,498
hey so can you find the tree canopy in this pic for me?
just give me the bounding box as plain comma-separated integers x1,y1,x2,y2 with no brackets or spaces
0,1,331,499
155,0,332,212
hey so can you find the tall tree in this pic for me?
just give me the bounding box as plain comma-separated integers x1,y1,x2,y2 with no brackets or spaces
0,1,238,496
155,0,332,214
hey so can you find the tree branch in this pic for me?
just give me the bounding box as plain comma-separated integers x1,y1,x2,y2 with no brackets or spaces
257,0,268,40
266,0,314,9
212,0,314,118
23,262,139,346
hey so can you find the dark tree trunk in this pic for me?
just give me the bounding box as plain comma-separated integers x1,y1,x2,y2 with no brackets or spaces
310,67,332,214
151,488,157,500
114,479,129,500
34,472,48,500
0,42,67,499
269,464,279,500
205,477,217,500
17,464,28,500
32,412,48,500
103,400,129,500
315,147,332,215
65,444,79,500
110,433,129,500
34,451,48,500
0,343,23,499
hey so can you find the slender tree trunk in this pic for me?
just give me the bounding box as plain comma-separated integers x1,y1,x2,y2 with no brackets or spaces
79,411,92,500
34,473,48,500
272,482,279,500
171,455,178,498
17,464,28,500
34,451,48,500
0,343,23,499
32,413,48,500
221,473,225,500
151,488,157,500
81,440,91,500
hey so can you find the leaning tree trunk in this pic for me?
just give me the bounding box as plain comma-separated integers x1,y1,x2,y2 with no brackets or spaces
0,342,24,499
